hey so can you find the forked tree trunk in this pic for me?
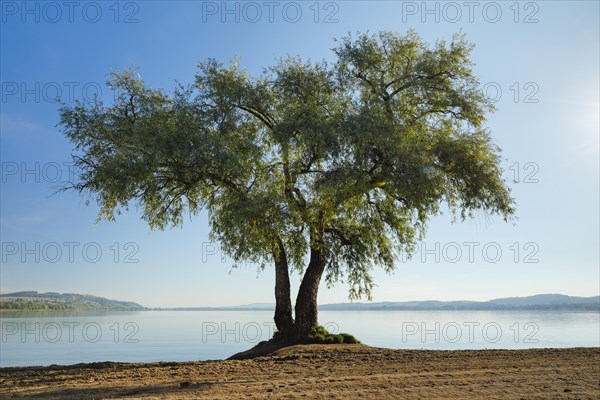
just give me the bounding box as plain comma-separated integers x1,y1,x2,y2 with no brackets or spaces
273,239,294,339
292,244,326,340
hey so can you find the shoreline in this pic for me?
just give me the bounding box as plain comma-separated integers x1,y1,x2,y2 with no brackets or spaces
2,345,599,399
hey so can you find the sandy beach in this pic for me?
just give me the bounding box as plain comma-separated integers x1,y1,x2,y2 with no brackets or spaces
1,345,598,399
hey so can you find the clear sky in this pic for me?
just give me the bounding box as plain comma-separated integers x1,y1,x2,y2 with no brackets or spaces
1,1,598,307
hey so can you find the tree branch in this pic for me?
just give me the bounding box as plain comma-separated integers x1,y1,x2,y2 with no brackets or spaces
233,104,275,130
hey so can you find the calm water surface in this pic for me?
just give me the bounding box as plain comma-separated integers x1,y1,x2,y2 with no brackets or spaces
1,310,598,367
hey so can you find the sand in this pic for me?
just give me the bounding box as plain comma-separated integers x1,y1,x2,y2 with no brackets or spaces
1,345,599,399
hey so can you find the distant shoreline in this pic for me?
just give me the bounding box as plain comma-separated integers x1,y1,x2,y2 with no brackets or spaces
2,292,598,312
153,304,600,312
2,306,599,313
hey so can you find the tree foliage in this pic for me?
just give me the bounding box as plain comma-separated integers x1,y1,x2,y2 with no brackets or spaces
59,30,514,301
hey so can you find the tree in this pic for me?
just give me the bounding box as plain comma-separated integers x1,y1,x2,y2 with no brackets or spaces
59,30,515,342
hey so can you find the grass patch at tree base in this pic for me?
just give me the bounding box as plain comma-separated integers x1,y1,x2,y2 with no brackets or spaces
306,326,361,344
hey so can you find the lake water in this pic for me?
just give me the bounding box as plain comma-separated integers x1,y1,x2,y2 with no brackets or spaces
1,310,598,367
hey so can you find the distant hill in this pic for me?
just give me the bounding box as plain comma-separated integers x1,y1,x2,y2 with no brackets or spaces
158,294,599,311
0,291,145,311
317,294,600,311
487,294,598,306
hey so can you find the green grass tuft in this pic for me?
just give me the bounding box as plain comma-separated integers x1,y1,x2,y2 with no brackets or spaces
307,326,361,345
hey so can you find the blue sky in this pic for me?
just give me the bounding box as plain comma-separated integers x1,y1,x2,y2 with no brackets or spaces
1,1,598,307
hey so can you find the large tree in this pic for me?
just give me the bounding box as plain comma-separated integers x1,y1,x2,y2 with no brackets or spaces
59,30,514,341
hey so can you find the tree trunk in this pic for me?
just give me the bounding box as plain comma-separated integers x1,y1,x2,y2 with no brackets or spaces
293,243,326,340
273,239,294,339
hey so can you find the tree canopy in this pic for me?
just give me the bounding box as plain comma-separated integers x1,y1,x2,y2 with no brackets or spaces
59,30,515,339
